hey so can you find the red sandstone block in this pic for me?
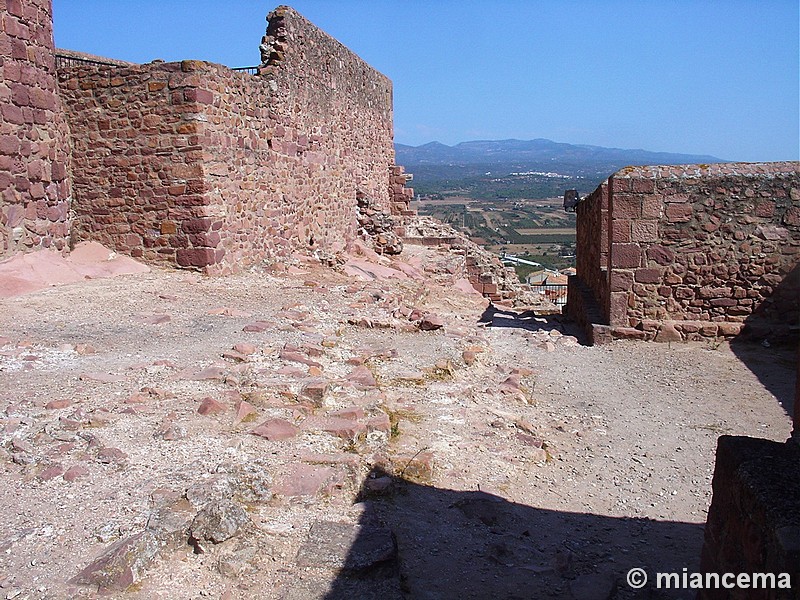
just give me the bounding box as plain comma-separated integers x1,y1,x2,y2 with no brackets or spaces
631,178,656,194
7,0,24,18
10,38,26,60
663,193,690,203
610,270,633,292
51,161,67,181
182,217,212,233
167,184,186,196
609,292,630,326
784,207,800,226
183,88,214,105
665,203,692,223
611,243,642,268
612,220,630,242
176,248,216,268
634,268,661,284
641,195,662,219
611,177,632,192
754,201,775,218
613,194,641,219
646,245,674,266
630,220,658,242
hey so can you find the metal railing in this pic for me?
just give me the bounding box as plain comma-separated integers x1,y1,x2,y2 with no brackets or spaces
231,66,259,75
54,51,131,70
529,283,568,307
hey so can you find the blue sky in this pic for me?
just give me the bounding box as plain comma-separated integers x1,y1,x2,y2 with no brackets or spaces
53,1,799,162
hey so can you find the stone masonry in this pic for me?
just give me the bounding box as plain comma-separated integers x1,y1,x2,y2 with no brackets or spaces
567,162,800,344
0,0,72,259
53,6,395,273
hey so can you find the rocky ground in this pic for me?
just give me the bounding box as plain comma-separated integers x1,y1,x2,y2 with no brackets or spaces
0,241,795,600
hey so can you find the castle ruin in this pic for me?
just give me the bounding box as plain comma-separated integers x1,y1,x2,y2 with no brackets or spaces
1,2,413,272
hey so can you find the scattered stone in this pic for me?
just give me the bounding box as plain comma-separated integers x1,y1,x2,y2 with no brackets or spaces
272,463,336,498
74,343,96,355
140,314,171,325
242,321,270,332
71,532,160,593
37,463,65,481
251,418,299,441
217,543,257,578
462,350,478,365
655,322,682,343
186,366,225,381
418,313,444,331
63,465,90,482
304,416,366,440
391,452,434,482
347,365,378,388
300,452,361,467
197,397,227,416
124,392,149,404
233,400,258,424
280,348,321,368
97,447,128,466
45,399,72,410
452,495,505,527
189,498,251,546
296,520,397,574
299,378,329,405
186,476,235,509
366,412,391,433
232,342,258,355
10,438,33,453
331,407,366,420
79,372,125,383
221,350,249,362
363,476,393,494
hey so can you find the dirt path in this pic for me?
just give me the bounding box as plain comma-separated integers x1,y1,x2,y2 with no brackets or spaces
0,246,793,599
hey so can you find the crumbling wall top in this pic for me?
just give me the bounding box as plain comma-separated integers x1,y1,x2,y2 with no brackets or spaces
613,161,799,180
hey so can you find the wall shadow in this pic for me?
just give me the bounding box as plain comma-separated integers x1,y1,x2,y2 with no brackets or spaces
478,304,587,343
730,262,800,421
320,468,704,600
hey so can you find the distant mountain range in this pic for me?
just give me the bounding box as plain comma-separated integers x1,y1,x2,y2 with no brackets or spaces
396,138,724,169
394,139,727,199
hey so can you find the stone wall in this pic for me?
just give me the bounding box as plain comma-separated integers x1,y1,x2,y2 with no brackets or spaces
0,0,72,259
569,162,800,343
699,435,800,600
573,181,610,319
56,6,395,272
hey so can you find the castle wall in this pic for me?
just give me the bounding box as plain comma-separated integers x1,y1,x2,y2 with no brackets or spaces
57,59,213,266
572,162,800,343
573,180,610,319
56,6,395,272
0,0,71,259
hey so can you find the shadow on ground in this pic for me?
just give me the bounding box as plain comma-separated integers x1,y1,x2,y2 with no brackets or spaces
478,304,587,342
292,468,704,600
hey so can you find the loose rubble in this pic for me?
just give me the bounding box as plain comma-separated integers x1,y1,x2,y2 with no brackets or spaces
0,243,793,599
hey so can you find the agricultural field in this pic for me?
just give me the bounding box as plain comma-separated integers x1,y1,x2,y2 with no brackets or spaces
416,196,577,274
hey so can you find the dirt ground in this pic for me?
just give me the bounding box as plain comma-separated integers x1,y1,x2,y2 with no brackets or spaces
0,243,795,599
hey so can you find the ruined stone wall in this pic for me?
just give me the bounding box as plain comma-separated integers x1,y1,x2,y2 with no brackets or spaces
0,0,71,259
57,6,395,272
57,60,215,265
572,162,800,342
699,435,800,600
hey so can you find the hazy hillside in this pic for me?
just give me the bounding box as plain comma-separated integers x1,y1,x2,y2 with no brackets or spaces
396,138,726,199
